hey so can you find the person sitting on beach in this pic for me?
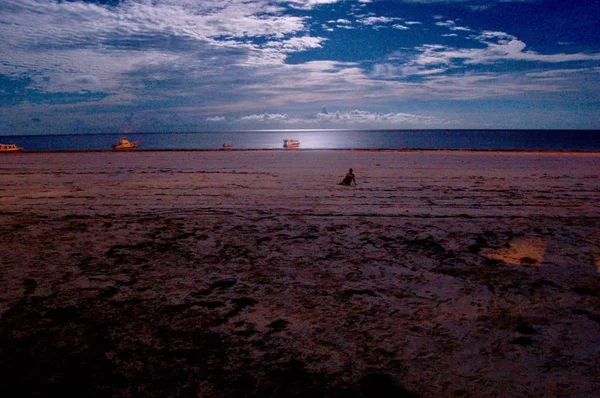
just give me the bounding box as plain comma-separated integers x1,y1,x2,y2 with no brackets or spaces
340,168,357,186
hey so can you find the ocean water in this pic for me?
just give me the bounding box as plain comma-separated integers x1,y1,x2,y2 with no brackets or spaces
1,130,599,151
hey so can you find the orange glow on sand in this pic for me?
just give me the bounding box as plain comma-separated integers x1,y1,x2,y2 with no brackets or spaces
485,239,547,266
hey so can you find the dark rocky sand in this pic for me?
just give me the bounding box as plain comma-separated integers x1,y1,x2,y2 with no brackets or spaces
1,151,599,397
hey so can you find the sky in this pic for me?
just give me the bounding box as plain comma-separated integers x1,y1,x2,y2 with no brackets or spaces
1,0,599,135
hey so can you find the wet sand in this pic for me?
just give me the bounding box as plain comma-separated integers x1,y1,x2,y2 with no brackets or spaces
1,150,599,397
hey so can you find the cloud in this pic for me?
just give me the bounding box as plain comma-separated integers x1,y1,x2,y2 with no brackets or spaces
395,30,600,72
397,0,536,3
0,1,315,60
525,67,600,79
328,18,355,30
367,27,600,101
316,109,441,125
395,0,548,11
0,0,326,102
284,0,342,10
435,20,471,32
265,36,326,52
460,31,600,64
206,116,226,122
2,1,307,51
70,75,101,87
240,113,292,122
234,109,444,126
358,16,403,26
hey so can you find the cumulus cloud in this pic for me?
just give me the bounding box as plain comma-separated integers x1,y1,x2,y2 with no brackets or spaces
324,18,354,30
316,109,440,124
206,116,226,122
232,109,443,126
366,25,600,102
419,31,600,65
435,20,471,32
358,16,403,26
284,0,342,10
265,36,325,52
373,29,600,82
240,113,292,122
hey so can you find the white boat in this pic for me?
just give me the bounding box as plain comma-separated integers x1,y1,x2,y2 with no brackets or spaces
222,142,233,148
111,137,138,150
0,143,23,152
283,139,300,148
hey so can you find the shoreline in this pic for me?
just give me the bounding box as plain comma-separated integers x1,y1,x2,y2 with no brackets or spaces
3,147,600,154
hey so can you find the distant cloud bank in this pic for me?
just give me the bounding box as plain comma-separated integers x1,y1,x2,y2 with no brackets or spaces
208,109,446,127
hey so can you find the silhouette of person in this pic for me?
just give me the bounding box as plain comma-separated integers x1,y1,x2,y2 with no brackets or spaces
340,168,357,186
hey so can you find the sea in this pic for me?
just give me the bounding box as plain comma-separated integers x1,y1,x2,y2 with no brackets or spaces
2,130,600,152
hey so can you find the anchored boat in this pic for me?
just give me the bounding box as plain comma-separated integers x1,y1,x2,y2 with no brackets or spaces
111,137,138,150
283,139,300,148
0,143,23,152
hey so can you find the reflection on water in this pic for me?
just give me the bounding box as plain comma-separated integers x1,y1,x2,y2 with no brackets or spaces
485,239,547,266
486,240,600,273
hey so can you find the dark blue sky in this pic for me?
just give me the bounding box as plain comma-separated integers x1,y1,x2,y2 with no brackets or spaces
1,0,599,134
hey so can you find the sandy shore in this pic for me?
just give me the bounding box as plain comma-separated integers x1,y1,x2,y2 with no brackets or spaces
1,150,599,397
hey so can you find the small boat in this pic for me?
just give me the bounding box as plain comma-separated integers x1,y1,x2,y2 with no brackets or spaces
283,139,300,149
0,143,23,152
111,137,138,150
222,142,233,149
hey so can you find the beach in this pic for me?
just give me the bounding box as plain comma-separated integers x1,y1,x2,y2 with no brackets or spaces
1,150,599,397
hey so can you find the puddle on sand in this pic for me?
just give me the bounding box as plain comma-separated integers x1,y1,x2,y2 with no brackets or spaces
485,239,546,266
